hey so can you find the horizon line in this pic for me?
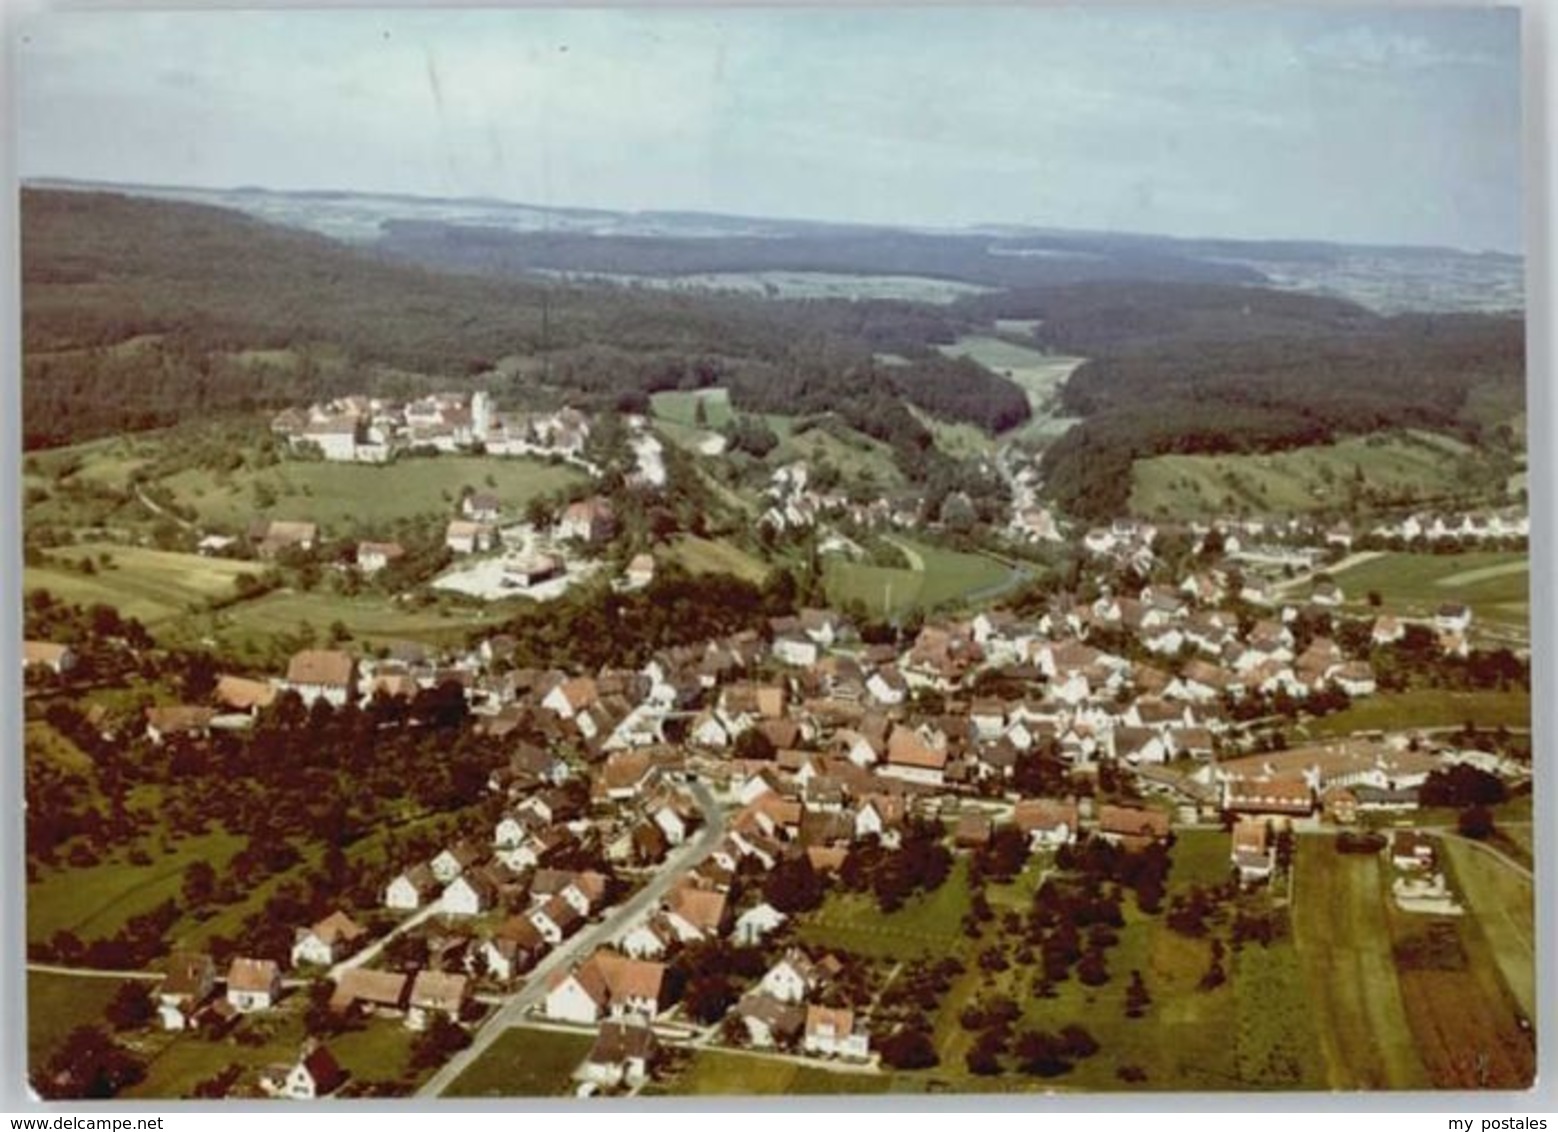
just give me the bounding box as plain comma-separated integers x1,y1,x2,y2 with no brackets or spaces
20,174,1525,261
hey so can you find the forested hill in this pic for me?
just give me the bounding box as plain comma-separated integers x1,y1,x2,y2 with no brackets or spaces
1021,283,1526,521
20,189,1028,453
373,219,1266,290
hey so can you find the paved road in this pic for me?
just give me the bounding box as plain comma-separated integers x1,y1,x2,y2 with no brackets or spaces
417,782,726,1097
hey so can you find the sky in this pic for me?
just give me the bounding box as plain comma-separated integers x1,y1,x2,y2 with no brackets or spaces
15,6,1526,253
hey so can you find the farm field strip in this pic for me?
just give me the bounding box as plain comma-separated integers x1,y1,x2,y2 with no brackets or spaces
1437,838,1535,1018
1290,840,1428,1090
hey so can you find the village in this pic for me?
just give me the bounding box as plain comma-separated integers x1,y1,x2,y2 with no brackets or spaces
22,427,1533,1097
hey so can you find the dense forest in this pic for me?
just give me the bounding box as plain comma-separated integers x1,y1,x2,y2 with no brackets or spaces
375,218,1264,290
23,190,1525,523
1015,284,1525,520
20,190,1027,467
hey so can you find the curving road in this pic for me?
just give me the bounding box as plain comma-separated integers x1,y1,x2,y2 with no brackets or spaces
416,781,726,1098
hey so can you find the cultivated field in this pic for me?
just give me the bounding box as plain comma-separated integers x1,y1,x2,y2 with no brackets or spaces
1330,551,1529,638
27,544,266,626
1301,689,1530,738
1437,838,1535,1019
1289,840,1429,1090
1130,432,1509,520
443,1027,594,1097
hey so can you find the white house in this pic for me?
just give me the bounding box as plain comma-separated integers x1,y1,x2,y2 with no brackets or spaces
802,1005,869,1060
291,911,366,968
225,958,281,1013
384,864,440,911
759,948,837,1004
282,1045,345,1100
734,903,787,946
445,520,495,555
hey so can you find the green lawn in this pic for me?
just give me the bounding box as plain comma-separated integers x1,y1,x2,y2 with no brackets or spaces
27,971,136,1074
444,1026,594,1097
1289,839,1428,1090
1331,551,1529,635
824,538,1010,617
1302,689,1530,737
161,455,586,533
1130,432,1508,521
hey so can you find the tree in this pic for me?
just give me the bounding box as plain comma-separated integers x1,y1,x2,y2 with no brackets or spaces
1058,1024,1100,1060
877,1027,938,1070
1458,804,1496,841
35,1026,145,1099
1124,969,1151,1018
411,1014,471,1069
181,860,218,911
103,982,152,1032
1013,1029,1071,1077
683,975,736,1025
762,854,825,914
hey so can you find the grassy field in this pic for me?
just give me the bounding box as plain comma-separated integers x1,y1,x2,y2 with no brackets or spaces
27,544,266,625
27,831,246,947
1166,828,1235,892
666,1049,891,1096
936,336,1084,443
160,455,586,533
908,406,997,461
27,971,137,1074
1330,551,1529,636
662,536,771,584
194,587,519,654
1289,839,1429,1090
444,1026,594,1097
1130,432,1508,521
773,423,904,490
650,388,734,430
1301,690,1530,738
823,538,1011,617
1437,838,1535,1019
797,859,973,961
